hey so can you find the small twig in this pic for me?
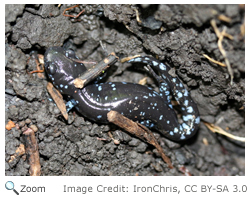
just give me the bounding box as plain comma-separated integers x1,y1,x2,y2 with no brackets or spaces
107,110,173,168
47,82,68,120
210,19,234,85
29,60,44,75
178,165,192,176
9,144,25,163
218,14,232,23
70,58,97,65
210,19,221,37
74,52,118,89
203,121,245,142
28,54,45,78
99,40,108,56
23,125,41,176
134,8,142,23
121,55,141,63
210,19,233,40
108,131,120,145
63,4,85,18
218,27,234,85
138,77,148,85
124,24,134,34
223,32,234,40
203,54,226,67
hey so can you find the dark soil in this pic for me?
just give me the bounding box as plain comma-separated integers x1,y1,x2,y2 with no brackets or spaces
5,4,245,176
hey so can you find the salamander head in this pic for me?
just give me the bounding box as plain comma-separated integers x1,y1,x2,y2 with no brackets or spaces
44,47,86,95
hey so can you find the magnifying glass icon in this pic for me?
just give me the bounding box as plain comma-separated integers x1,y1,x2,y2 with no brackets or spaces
5,181,19,195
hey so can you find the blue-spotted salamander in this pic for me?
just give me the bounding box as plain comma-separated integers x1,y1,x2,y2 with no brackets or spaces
44,47,200,141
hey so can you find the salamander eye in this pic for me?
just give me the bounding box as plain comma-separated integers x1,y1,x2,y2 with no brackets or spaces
48,63,57,74
65,49,75,58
